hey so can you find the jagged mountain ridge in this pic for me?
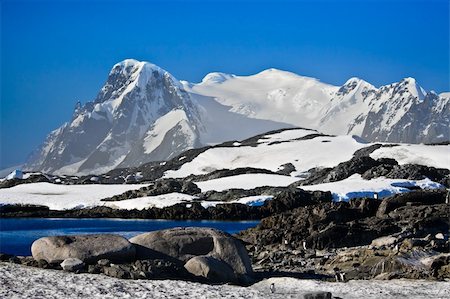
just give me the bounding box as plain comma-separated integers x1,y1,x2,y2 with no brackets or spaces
25,59,449,175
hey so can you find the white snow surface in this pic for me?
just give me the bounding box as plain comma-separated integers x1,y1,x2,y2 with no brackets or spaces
143,109,195,154
200,195,274,208
190,68,338,127
165,133,368,178
0,182,276,210
0,183,147,210
370,144,450,169
301,174,444,201
1,263,449,299
195,173,300,192
106,193,196,210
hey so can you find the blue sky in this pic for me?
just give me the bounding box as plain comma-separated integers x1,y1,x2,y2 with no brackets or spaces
1,0,449,168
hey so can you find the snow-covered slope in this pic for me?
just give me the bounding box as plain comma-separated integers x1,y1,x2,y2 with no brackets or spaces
188,69,338,126
188,72,449,143
164,128,450,178
25,59,449,175
165,130,370,178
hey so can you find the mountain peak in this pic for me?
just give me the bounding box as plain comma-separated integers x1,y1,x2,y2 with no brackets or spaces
397,77,426,100
201,72,235,84
255,68,301,78
344,77,363,84
112,59,166,75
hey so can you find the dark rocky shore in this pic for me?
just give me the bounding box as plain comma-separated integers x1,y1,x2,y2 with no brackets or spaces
239,190,450,281
2,190,449,286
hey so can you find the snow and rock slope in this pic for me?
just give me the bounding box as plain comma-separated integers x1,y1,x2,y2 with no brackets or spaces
25,59,449,175
3,128,449,211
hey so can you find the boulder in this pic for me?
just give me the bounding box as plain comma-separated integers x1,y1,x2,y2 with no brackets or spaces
60,258,84,272
97,259,111,267
371,236,398,248
129,227,253,280
303,291,332,299
103,265,131,279
31,234,135,264
133,259,191,280
184,256,236,283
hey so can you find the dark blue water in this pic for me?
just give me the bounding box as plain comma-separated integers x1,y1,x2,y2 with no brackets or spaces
0,218,259,256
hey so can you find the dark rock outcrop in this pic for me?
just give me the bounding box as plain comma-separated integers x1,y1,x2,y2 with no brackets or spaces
295,155,449,188
102,178,201,202
239,190,449,251
376,189,446,217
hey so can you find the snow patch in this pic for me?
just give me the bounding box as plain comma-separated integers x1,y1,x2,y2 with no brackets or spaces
195,173,299,192
301,174,444,201
370,144,450,170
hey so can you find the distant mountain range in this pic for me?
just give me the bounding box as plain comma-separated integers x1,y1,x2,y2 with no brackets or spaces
25,59,449,175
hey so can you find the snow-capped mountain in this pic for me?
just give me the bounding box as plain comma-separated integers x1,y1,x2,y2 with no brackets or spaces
25,59,288,175
188,70,449,144
25,59,449,175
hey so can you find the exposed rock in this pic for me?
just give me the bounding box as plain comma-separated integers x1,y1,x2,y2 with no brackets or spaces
240,190,449,251
295,156,381,186
276,163,296,175
185,167,278,183
0,204,49,217
303,292,332,299
130,227,253,282
97,259,111,267
371,236,398,248
88,264,102,274
363,164,449,187
31,234,135,264
352,144,384,158
0,253,13,261
102,178,200,202
184,256,237,283
103,265,131,279
376,190,446,217
60,258,84,272
0,174,51,189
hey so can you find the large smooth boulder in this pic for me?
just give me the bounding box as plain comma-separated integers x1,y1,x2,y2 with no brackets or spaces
184,256,236,283
31,234,135,264
129,227,253,280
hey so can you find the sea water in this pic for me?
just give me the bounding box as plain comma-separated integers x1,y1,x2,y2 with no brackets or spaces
0,218,259,256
